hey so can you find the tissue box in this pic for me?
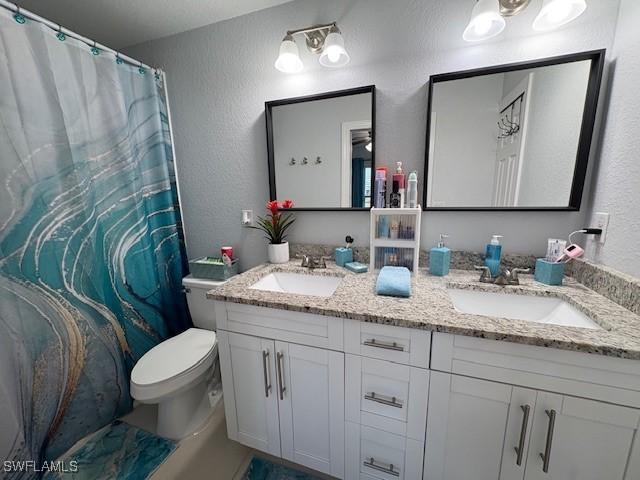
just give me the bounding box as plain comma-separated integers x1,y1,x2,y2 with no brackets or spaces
335,247,353,267
534,259,565,286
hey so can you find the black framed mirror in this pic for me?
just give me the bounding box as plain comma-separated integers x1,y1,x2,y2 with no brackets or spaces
266,85,376,211
423,50,605,211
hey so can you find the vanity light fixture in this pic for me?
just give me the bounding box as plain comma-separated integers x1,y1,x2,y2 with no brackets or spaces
463,0,587,42
275,22,350,73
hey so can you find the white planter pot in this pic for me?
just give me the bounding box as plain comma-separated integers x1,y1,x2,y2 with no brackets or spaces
267,242,289,264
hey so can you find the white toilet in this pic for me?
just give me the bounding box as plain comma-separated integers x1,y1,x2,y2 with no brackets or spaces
130,275,227,440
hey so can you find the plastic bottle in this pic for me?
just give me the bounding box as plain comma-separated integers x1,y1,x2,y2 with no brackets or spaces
390,162,406,208
407,171,418,208
484,235,503,277
429,234,451,276
374,167,388,208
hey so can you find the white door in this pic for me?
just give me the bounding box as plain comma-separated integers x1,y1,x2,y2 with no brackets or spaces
276,341,345,478
217,331,281,456
524,392,640,480
424,372,536,480
493,75,531,207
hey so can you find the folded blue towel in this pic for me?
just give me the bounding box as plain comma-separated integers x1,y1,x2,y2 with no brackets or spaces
376,266,412,298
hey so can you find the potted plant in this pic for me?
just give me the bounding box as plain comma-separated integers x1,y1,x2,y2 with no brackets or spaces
250,199,295,263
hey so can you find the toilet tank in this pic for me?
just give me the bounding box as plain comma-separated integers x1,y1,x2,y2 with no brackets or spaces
182,275,229,331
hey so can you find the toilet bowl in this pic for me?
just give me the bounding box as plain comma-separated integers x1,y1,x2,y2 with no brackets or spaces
130,275,229,440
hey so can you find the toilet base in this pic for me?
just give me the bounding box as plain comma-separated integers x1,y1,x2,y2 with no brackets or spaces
156,375,213,440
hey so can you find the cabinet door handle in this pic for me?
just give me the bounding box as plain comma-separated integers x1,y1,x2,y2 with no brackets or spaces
276,352,286,400
514,404,530,466
539,409,556,473
363,338,404,351
262,350,271,398
364,391,403,409
363,457,399,477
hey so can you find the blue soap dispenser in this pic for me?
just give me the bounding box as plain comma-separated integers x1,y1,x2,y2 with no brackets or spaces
429,234,451,276
484,234,503,277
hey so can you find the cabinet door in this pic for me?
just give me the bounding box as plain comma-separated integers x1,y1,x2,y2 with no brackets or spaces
276,341,345,478
524,392,640,480
217,331,281,456
424,372,536,480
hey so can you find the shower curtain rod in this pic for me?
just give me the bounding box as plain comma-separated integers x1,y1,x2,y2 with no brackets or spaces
0,0,158,72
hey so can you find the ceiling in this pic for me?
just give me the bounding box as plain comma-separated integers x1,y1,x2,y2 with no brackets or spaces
13,0,295,49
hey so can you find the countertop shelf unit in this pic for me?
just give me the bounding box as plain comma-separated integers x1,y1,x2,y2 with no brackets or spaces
369,207,421,275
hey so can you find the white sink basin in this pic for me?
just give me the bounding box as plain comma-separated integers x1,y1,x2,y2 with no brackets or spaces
447,288,602,330
250,272,342,297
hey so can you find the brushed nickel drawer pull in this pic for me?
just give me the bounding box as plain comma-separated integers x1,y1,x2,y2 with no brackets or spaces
276,351,286,400
539,409,556,473
514,404,530,466
363,457,399,477
363,338,404,352
364,391,403,409
262,350,271,398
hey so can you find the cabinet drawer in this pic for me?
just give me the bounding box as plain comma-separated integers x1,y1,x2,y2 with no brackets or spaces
344,320,430,368
432,333,640,408
215,301,343,350
345,423,424,480
346,355,429,440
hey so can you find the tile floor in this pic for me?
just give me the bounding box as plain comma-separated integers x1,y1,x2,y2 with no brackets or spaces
121,399,336,480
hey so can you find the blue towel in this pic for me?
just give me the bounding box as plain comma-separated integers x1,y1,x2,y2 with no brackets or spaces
376,266,412,298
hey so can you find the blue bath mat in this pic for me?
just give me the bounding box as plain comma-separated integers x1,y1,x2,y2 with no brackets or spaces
43,420,176,480
242,457,321,480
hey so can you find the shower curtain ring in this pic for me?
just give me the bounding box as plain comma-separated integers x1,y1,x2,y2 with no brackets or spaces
13,6,26,24
91,41,100,56
116,53,124,65
56,24,66,41
138,61,146,75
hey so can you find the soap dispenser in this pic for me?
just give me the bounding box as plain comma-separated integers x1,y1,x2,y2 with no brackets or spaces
429,234,451,277
484,235,503,277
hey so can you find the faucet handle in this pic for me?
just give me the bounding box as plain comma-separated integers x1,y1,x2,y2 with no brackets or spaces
474,265,493,282
510,267,531,284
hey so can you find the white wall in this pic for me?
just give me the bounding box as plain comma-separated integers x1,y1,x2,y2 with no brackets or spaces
586,0,640,277
272,93,371,207
125,0,620,270
430,75,502,207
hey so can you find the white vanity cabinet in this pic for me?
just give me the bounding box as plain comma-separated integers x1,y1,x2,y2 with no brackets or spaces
425,333,640,480
216,301,345,478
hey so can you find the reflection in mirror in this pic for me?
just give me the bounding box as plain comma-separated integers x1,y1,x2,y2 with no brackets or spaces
267,86,375,210
424,51,604,210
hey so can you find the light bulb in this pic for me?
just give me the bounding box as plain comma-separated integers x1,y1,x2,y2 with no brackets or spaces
463,0,506,42
319,26,350,68
533,0,587,32
275,35,303,73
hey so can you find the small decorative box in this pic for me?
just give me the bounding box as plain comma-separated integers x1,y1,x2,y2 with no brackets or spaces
534,258,565,286
335,247,353,267
189,257,239,281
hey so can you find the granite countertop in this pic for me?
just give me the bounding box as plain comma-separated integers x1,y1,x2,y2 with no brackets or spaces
208,261,640,360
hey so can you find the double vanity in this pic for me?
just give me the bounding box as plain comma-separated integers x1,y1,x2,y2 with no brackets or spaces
209,260,640,480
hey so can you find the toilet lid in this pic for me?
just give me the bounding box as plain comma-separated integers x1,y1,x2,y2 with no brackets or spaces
131,328,216,386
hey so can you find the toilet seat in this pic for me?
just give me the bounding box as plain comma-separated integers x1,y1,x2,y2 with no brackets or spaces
131,328,217,402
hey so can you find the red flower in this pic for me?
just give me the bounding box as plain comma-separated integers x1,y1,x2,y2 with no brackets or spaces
266,200,279,215
280,199,294,209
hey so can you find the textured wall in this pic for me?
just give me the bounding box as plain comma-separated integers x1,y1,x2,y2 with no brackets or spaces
125,0,620,271
586,0,640,277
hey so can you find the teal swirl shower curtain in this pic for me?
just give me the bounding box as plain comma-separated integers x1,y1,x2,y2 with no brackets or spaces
0,7,190,473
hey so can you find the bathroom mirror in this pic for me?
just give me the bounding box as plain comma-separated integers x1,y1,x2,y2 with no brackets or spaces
266,86,375,210
423,50,605,211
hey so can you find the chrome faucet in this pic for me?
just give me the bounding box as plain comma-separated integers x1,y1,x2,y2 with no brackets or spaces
300,255,329,270
474,266,531,286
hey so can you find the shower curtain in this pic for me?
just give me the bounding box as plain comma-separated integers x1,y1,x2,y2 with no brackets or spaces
0,7,190,475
